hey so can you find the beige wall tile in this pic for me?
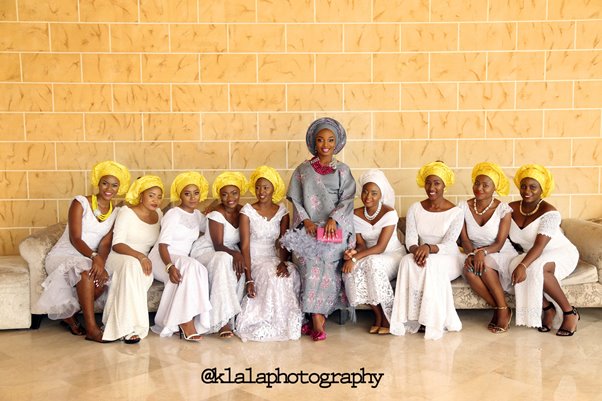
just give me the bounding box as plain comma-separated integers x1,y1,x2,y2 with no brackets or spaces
401,83,457,111
457,139,513,167
228,24,285,52
56,142,114,169
551,167,599,194
115,141,172,170
199,0,255,22
316,54,371,82
518,22,574,50
577,21,602,49
515,139,572,166
345,24,399,52
575,81,602,108
431,0,487,21
0,84,52,112
401,23,457,51
86,113,142,141
25,114,84,141
80,0,138,22
0,54,20,81
546,51,602,80
172,84,228,112
18,0,77,21
431,53,486,82
373,53,429,82
0,143,54,170
345,141,399,168
374,112,428,139
0,229,29,256
287,24,343,52
111,24,169,52
202,113,256,140
258,0,313,22
571,195,602,220
258,113,313,140
374,0,429,22
487,52,545,81
22,54,80,83
140,0,197,22
488,0,545,21
319,112,371,140
144,113,200,141
0,172,27,199
544,110,601,138
230,84,286,111
316,0,371,22
82,54,141,83
171,24,227,53
344,84,400,111
287,141,310,169
29,171,86,199
460,23,515,51
401,140,457,168
51,24,110,52
142,54,199,83
459,83,514,110
287,84,343,111
258,54,313,83
430,111,486,139
173,142,229,170
0,114,24,140
54,84,111,112
516,82,573,109
548,0,601,19
0,2,16,20
0,201,57,228
231,141,287,169
0,23,49,51
201,54,256,83
572,139,602,166
486,111,543,138
113,84,170,112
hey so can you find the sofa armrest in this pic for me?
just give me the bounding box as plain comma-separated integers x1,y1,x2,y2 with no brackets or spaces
561,219,602,284
18,223,66,314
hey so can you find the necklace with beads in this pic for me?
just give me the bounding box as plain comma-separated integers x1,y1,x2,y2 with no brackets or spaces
309,156,337,175
92,194,113,221
364,201,382,221
472,197,494,216
519,198,543,216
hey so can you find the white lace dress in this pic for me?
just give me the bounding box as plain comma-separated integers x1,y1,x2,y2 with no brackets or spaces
508,211,578,328
390,202,464,340
235,203,303,342
190,210,245,333
343,210,405,322
36,195,118,320
102,207,162,341
148,207,212,337
459,200,518,287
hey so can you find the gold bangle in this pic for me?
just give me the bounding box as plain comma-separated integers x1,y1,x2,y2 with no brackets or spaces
165,262,174,272
517,262,527,269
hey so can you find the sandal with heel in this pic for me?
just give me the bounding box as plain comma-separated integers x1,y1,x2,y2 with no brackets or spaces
556,306,580,337
179,325,202,342
538,303,555,333
492,307,512,334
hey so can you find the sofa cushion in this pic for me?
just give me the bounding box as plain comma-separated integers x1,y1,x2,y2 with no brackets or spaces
561,260,598,286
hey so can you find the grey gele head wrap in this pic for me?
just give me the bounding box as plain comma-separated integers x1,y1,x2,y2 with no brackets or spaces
306,117,347,156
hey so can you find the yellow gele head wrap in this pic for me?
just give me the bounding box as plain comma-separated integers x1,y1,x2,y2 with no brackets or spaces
125,175,164,205
416,161,455,188
211,172,248,199
170,172,209,203
471,162,510,196
91,160,131,196
248,166,286,203
513,164,555,198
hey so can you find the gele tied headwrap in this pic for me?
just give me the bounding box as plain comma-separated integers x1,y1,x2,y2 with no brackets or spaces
91,160,131,196
471,162,510,196
170,172,209,203
125,175,164,205
249,166,286,203
513,164,555,198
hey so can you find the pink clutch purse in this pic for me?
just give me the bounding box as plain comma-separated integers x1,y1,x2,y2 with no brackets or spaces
317,227,343,243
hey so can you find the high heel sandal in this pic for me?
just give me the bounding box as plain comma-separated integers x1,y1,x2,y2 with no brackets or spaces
538,302,555,333
492,307,512,334
179,326,203,342
556,306,580,337
301,323,313,336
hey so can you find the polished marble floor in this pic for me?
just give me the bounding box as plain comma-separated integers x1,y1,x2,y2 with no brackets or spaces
0,309,600,401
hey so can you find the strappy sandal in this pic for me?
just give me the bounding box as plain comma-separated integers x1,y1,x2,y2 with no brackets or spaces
492,307,512,334
179,325,203,342
538,302,555,333
556,306,580,337
123,333,141,344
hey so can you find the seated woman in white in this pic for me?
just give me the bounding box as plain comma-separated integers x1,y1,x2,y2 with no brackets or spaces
102,176,164,344
190,172,247,338
342,169,405,335
235,166,303,342
390,161,464,340
148,172,212,341
459,162,517,333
